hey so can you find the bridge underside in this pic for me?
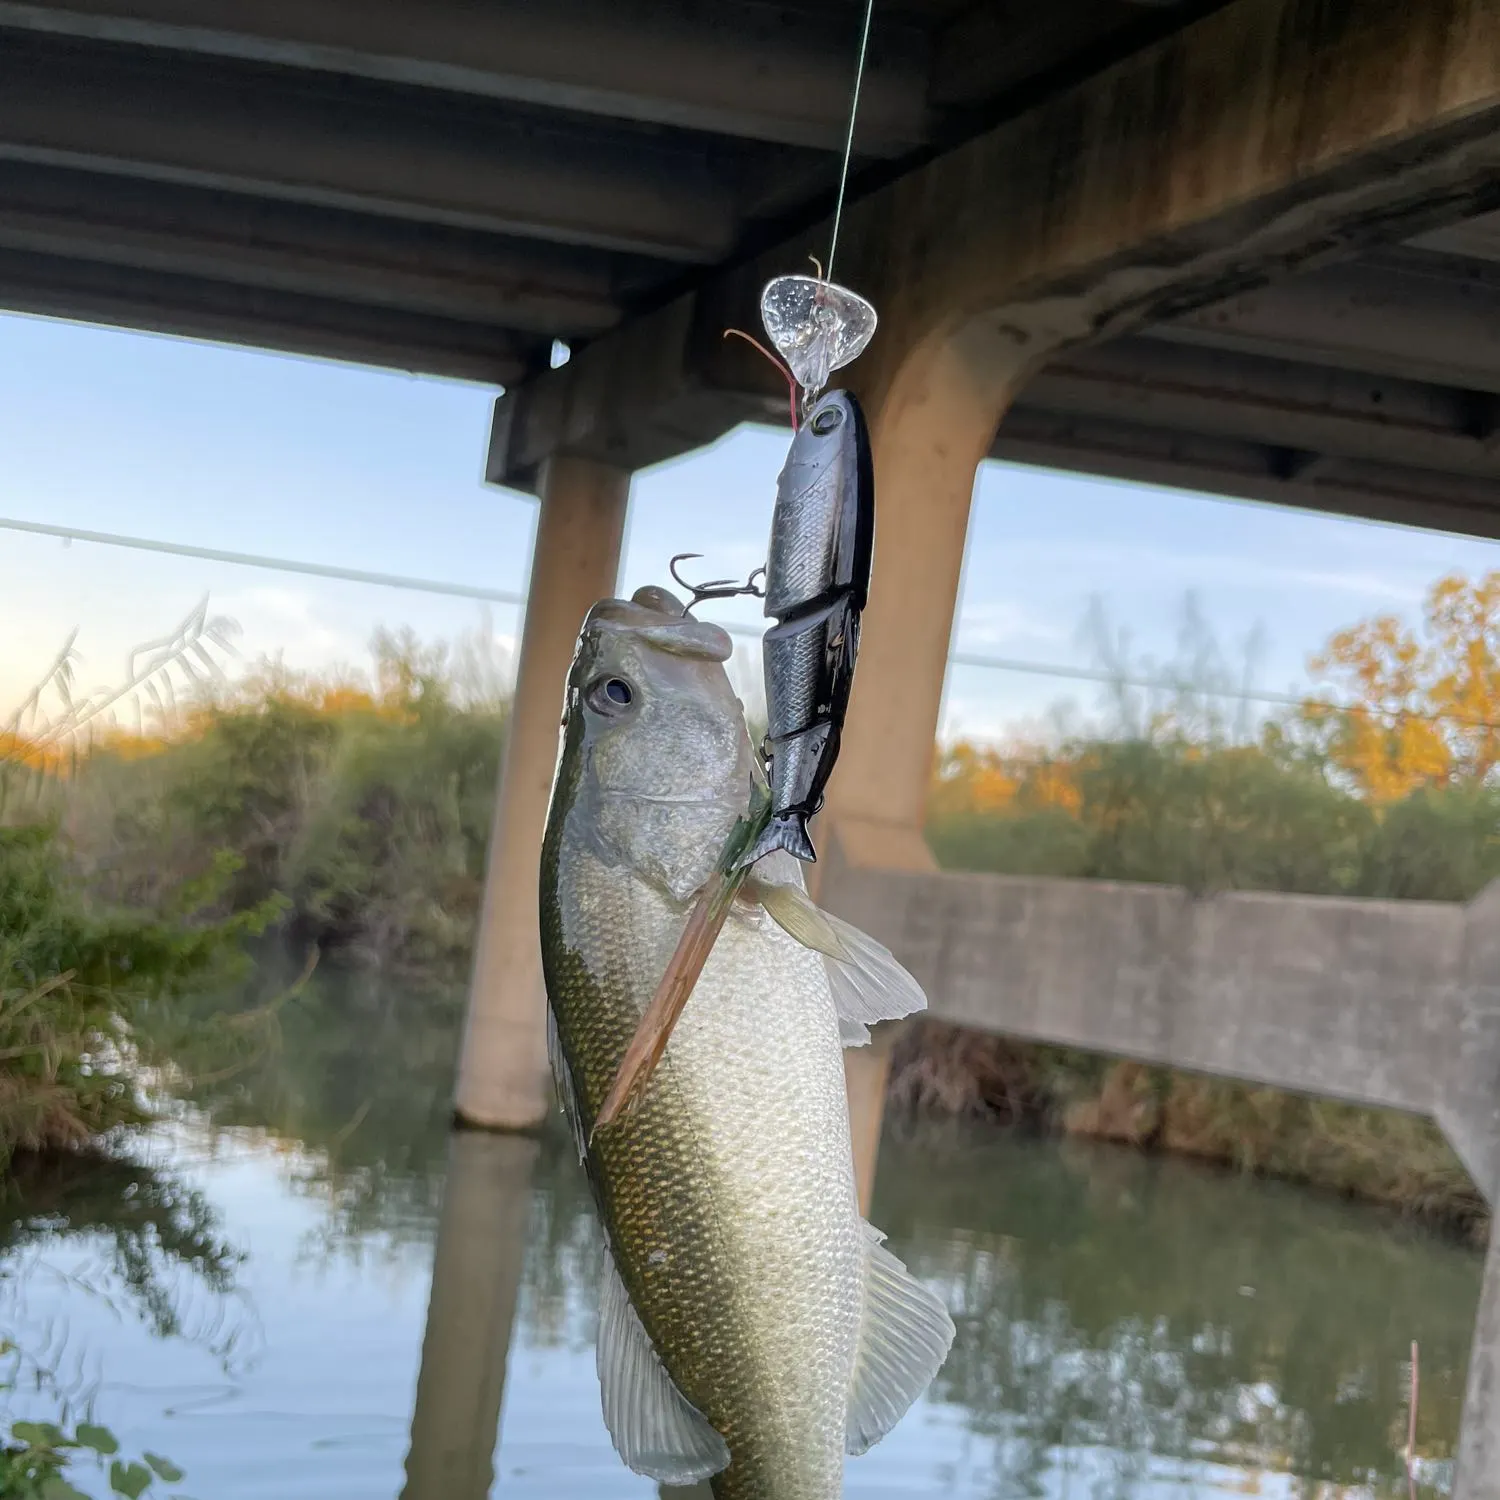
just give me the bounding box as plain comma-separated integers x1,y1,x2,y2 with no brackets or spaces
1002,232,1500,539
3,2,1500,539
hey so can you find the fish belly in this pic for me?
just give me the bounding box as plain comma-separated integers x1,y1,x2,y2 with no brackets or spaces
566,855,863,1500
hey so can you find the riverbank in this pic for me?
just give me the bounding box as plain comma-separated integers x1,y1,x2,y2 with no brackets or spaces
5,620,1497,1233
888,1022,1488,1241
0,821,275,1171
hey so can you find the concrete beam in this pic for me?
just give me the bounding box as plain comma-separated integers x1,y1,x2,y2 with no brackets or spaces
0,32,756,262
0,244,528,383
1024,337,1500,480
992,404,1500,541
928,0,1201,115
1414,206,1500,262
1445,882,1500,1219
1458,1228,1500,1500
0,0,930,155
491,0,1500,485
0,161,634,340
1154,251,1500,394
821,865,1497,1199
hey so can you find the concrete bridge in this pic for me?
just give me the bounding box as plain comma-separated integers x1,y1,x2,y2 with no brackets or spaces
7,0,1500,1489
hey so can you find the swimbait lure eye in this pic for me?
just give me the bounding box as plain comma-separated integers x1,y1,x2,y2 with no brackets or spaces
586,676,635,714
810,405,844,435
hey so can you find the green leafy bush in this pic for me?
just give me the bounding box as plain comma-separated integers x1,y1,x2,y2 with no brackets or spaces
0,823,277,1167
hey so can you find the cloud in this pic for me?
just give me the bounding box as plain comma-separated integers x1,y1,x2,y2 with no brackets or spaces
229,584,316,623
1265,566,1424,605
983,538,1427,605
953,599,1069,651
216,584,352,659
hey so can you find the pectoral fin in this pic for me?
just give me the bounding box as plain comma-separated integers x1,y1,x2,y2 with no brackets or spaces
753,877,851,960
750,876,928,1046
846,1220,956,1456
597,1250,730,1484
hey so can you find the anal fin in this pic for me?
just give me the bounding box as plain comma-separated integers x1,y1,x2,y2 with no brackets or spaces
846,1220,956,1456
598,1249,730,1483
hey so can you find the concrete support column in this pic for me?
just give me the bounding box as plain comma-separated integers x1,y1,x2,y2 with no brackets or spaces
401,1132,541,1500
814,318,1034,1205
845,1024,901,1216
457,456,630,1129
1457,1226,1500,1500
1455,878,1500,1499
815,319,1029,878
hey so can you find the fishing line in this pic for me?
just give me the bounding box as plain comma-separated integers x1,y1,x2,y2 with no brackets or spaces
826,0,876,283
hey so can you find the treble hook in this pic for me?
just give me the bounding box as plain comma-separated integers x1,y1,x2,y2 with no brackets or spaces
670,554,767,615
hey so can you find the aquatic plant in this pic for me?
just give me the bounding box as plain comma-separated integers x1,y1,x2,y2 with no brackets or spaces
0,1406,184,1499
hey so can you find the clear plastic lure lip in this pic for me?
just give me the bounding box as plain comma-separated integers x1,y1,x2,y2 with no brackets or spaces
760,275,878,398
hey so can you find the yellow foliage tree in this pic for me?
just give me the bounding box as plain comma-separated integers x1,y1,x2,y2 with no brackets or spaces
930,740,1084,819
1300,570,1500,799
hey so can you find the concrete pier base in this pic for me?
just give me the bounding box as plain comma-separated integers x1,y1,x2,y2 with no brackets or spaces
456,455,630,1130
400,1131,540,1500
811,326,1021,1212
845,1027,899,1217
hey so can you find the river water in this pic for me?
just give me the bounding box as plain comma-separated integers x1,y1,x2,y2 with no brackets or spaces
0,967,1482,1498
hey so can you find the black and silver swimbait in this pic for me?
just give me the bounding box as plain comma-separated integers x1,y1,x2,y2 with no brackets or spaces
743,388,874,866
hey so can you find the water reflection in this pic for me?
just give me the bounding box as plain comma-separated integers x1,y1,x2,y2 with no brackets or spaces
0,963,1483,1497
0,1143,249,1413
159,959,461,1245
873,1127,1477,1494
401,1131,538,1500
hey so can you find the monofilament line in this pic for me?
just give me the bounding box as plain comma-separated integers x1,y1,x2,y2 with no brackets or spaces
826,0,876,283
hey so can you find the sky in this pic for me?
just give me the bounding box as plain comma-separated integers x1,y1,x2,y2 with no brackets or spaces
2,308,1498,746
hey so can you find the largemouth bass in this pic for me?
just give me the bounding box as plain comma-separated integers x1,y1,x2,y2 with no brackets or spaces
540,584,953,1499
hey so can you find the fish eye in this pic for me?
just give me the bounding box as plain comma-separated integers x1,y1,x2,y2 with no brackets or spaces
810,405,844,435
585,675,635,715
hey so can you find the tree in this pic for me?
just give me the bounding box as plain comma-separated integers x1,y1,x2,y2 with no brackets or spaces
1295,570,1500,799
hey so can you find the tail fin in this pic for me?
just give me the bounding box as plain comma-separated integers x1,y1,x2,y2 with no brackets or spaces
741,811,816,868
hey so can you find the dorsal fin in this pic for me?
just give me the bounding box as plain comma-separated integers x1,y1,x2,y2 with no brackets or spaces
846,1220,955,1456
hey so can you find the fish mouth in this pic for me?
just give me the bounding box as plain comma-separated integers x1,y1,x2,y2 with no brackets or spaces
583,598,733,664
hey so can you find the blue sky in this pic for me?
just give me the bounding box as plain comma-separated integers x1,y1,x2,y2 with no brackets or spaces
2,309,1497,744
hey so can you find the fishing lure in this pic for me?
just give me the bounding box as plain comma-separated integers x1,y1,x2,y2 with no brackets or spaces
594,272,878,1132
743,385,873,865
